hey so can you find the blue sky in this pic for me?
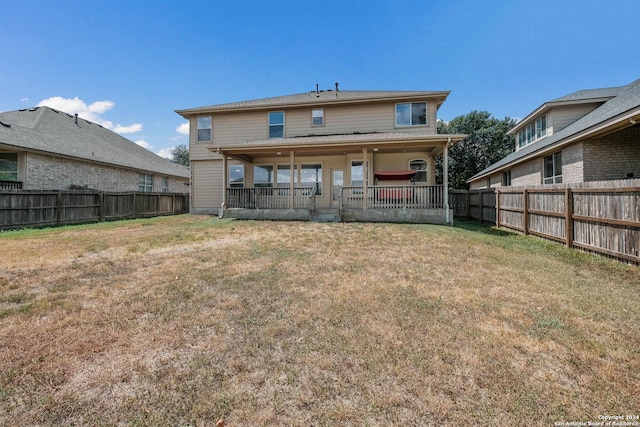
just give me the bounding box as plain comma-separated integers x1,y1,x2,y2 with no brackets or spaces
1,0,638,158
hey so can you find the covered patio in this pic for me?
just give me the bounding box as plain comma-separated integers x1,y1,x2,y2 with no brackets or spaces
215,132,465,224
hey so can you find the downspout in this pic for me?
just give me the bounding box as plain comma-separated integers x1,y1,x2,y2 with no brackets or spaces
289,151,295,209
220,152,227,218
443,137,452,224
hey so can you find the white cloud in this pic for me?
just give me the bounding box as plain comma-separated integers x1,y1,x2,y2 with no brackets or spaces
37,96,142,135
135,140,153,150
157,147,174,159
20,97,30,103
176,122,189,135
114,123,143,134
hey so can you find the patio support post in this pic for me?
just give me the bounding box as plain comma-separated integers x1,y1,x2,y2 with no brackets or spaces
289,151,295,209
362,147,368,210
220,153,227,218
443,137,451,224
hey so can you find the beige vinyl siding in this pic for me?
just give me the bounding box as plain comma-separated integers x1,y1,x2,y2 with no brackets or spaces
549,103,600,134
189,116,219,161
213,111,267,145
191,159,223,214
200,99,440,148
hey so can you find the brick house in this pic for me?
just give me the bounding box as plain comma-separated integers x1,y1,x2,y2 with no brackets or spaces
467,78,640,189
0,106,190,192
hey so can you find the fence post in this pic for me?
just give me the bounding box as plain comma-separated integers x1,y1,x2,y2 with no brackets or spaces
478,190,484,224
523,189,529,235
56,192,62,226
132,193,137,218
465,190,471,219
99,191,105,222
496,188,501,227
565,188,573,248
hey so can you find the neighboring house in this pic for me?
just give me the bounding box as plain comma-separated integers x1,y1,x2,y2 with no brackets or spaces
176,85,466,224
0,106,190,192
468,78,640,189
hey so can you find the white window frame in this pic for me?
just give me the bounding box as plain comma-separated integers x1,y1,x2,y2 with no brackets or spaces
197,116,211,142
161,176,168,193
0,153,18,181
517,114,547,149
138,173,153,192
409,159,428,183
311,108,324,127
395,102,427,127
269,111,284,138
543,152,562,184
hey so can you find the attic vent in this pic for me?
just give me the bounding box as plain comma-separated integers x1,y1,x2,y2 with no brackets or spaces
28,108,38,112
0,121,10,128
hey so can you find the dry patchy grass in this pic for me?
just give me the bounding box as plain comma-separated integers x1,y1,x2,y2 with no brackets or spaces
0,215,638,426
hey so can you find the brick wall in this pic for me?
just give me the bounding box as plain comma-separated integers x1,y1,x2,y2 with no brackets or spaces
25,153,188,192
511,159,541,186
561,142,584,183
583,125,640,181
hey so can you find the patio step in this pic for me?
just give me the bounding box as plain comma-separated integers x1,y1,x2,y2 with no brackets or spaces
311,209,340,222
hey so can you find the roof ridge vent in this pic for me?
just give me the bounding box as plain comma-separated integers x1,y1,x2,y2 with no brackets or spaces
0,120,10,128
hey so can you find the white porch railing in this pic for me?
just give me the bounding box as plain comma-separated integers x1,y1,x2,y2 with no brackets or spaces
341,185,444,209
226,187,316,209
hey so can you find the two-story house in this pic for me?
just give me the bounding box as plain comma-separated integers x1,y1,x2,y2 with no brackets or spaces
176,85,466,224
468,78,640,189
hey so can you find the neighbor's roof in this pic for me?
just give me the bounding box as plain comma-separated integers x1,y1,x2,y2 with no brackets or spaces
176,89,451,115
469,78,640,182
0,106,189,178
508,84,628,135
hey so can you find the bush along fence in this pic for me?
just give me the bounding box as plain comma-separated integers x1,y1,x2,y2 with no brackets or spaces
0,190,189,230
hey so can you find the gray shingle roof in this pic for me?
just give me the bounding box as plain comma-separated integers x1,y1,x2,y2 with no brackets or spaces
176,90,450,115
0,107,189,178
469,78,640,181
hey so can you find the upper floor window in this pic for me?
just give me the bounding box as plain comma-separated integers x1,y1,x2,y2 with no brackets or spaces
311,108,324,126
269,112,284,138
409,159,428,183
197,116,211,142
0,153,18,181
543,152,562,184
517,115,546,149
312,108,324,126
138,173,153,192
396,102,427,127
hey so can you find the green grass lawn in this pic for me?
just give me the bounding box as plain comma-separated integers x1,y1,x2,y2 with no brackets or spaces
1,216,638,426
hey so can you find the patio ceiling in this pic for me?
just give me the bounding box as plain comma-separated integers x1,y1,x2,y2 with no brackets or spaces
212,133,466,162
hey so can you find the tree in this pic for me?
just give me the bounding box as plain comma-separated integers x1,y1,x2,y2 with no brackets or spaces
170,144,189,166
437,111,516,189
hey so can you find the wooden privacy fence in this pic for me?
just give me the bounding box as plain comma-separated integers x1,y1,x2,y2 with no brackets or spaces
449,189,496,223
497,180,640,264
0,190,189,230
